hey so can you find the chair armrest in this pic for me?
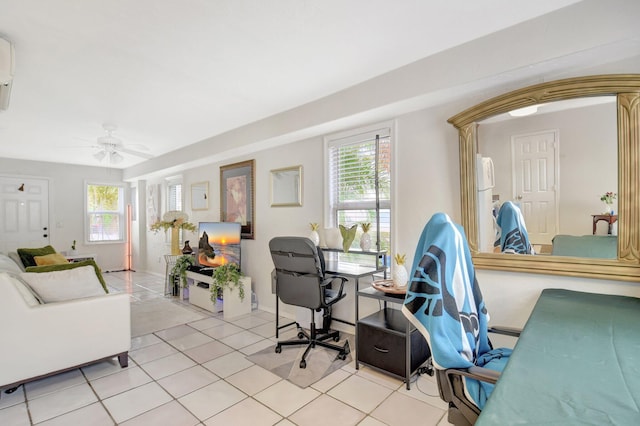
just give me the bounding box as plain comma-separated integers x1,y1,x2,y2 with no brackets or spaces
446,365,501,385
488,326,522,338
321,275,348,298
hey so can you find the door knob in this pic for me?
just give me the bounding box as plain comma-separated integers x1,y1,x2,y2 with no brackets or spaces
517,195,523,200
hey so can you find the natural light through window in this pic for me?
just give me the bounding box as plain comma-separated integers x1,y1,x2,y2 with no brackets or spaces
326,125,392,264
86,183,125,242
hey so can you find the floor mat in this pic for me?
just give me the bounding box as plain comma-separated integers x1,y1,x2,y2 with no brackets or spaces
247,334,353,388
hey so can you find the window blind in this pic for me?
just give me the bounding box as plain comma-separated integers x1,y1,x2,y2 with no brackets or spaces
328,128,391,252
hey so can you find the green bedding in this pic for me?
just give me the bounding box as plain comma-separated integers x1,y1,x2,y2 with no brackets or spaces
551,234,617,258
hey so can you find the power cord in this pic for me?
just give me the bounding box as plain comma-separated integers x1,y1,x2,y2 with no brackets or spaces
412,358,440,398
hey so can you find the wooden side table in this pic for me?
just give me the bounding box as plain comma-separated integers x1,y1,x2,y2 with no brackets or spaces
591,214,618,235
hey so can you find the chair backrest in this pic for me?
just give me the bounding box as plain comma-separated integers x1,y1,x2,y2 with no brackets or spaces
495,201,533,254
402,213,491,370
269,236,325,310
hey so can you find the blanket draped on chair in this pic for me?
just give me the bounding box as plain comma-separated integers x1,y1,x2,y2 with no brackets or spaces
495,201,533,254
401,213,510,408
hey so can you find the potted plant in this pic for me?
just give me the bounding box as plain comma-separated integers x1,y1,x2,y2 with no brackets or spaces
171,254,195,294
209,263,245,302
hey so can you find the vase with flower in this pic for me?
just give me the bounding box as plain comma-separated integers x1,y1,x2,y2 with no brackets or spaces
600,192,617,214
150,211,197,255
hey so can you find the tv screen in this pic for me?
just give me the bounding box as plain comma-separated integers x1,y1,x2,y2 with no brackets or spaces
196,222,241,269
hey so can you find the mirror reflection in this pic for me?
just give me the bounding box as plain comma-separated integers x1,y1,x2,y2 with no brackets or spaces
476,96,617,258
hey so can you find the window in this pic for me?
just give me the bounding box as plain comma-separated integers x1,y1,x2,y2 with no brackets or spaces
86,183,125,242
167,181,183,211
326,125,392,257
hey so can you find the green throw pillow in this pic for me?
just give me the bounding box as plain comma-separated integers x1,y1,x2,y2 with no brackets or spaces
25,259,108,293
17,245,57,268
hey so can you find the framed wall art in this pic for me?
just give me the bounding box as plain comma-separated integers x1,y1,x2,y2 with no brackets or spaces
220,159,255,239
270,165,302,207
191,181,209,211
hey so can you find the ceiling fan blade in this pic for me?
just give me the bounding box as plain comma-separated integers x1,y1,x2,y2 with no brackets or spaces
118,147,154,159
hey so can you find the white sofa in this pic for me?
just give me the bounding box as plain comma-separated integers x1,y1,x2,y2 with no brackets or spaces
0,253,130,393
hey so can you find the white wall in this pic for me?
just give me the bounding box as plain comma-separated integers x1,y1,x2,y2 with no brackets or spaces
480,102,617,236
0,158,128,272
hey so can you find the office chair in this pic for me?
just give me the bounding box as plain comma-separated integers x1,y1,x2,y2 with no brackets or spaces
269,236,350,369
495,201,534,254
401,213,520,426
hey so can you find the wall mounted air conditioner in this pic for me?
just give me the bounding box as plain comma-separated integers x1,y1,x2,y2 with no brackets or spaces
0,37,15,110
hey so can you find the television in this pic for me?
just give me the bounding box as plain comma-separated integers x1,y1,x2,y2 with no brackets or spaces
196,222,241,269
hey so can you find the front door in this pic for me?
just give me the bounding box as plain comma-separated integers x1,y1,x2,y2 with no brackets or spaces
0,176,50,253
511,130,559,245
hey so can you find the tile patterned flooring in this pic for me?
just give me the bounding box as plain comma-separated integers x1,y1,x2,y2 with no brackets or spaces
0,271,450,425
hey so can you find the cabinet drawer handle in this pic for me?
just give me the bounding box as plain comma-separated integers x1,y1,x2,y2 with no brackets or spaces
373,345,389,353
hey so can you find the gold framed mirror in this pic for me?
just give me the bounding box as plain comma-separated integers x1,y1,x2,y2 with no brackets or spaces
448,74,640,282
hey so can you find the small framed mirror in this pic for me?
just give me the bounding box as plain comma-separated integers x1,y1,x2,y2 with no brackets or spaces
270,165,302,207
191,181,209,211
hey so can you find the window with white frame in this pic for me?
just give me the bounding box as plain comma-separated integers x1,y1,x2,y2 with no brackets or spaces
86,183,125,242
167,181,183,211
326,125,392,257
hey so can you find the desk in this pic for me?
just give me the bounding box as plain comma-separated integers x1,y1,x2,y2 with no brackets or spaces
324,261,383,326
592,214,617,234
274,261,382,337
476,289,640,425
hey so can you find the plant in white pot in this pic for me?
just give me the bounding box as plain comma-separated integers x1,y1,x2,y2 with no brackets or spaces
209,263,245,301
209,263,249,319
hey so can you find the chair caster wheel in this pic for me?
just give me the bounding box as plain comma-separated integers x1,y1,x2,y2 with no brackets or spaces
337,353,346,361
300,360,307,369
298,332,305,339
5,386,19,394
275,345,282,353
333,335,340,342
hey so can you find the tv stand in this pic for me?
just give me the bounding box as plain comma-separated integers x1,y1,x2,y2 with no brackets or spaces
185,270,251,320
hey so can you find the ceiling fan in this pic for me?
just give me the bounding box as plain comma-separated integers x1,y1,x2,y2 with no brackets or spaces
93,123,153,164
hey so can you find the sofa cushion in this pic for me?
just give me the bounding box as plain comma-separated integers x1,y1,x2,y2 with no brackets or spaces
8,274,43,306
25,260,108,293
0,253,23,274
21,266,106,303
34,253,69,266
17,245,57,268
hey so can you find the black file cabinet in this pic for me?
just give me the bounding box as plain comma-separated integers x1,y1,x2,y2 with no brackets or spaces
355,287,430,389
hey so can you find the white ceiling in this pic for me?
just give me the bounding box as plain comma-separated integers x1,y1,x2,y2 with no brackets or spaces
0,0,586,169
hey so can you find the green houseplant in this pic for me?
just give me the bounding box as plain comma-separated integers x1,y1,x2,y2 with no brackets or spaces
209,263,245,302
171,254,195,288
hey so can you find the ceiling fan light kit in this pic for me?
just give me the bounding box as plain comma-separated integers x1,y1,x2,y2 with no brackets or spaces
91,123,152,164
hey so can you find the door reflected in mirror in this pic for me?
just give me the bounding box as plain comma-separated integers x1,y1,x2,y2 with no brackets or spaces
476,96,617,259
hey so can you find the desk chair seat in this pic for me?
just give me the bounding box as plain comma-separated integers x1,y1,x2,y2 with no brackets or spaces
269,237,350,369
402,213,519,426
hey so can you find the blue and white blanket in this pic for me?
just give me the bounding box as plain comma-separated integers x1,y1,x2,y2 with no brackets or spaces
402,213,511,409
495,201,533,254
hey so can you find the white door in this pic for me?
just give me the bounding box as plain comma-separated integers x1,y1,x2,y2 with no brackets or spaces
511,130,559,245
0,176,50,253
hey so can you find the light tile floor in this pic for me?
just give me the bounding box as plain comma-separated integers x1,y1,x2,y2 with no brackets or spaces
0,271,450,425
